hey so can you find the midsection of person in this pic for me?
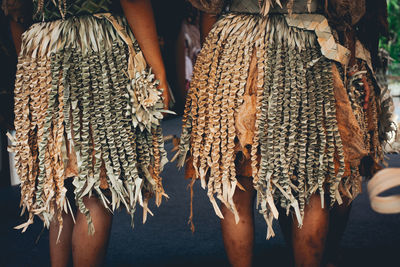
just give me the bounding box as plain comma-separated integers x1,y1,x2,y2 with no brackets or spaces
229,0,321,14
13,0,167,232
8,0,168,266
178,0,390,266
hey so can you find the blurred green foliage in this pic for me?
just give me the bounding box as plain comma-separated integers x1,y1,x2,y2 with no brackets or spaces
380,0,400,73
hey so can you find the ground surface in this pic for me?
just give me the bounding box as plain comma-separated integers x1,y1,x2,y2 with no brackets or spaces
1,117,400,267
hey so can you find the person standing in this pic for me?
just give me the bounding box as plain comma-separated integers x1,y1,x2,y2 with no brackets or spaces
176,0,392,266
3,0,170,266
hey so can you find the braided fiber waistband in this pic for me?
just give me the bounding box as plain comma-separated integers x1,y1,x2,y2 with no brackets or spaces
32,0,121,22
229,0,321,15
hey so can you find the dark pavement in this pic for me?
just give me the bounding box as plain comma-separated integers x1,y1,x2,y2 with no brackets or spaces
1,117,400,267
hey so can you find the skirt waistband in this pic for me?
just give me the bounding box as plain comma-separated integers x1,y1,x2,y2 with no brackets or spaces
229,0,322,15
32,0,120,23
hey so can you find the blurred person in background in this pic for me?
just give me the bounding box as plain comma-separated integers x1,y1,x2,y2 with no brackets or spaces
3,0,170,266
0,0,31,187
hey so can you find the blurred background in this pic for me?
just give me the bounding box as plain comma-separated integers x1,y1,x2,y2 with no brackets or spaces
1,1,400,266
383,1,400,129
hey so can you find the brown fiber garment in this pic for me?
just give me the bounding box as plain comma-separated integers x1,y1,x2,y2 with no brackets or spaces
187,0,226,14
332,64,367,172
184,60,375,185
184,47,382,224
179,0,391,238
13,13,168,236
183,54,383,236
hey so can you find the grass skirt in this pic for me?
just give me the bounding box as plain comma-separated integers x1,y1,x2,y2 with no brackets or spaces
12,14,168,235
176,12,390,238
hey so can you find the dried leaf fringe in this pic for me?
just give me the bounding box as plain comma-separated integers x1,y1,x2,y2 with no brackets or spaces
14,14,167,235
177,13,370,239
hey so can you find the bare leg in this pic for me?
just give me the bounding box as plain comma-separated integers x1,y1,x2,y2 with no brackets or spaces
324,201,352,267
9,20,25,55
291,194,329,267
220,176,255,267
72,196,113,267
49,212,74,267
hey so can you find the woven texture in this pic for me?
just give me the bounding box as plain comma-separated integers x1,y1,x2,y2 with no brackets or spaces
187,0,226,14
32,0,115,22
230,0,319,15
230,0,260,13
12,14,167,235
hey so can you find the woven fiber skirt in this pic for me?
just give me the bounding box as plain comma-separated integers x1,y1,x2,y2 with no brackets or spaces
13,14,168,234
176,12,390,238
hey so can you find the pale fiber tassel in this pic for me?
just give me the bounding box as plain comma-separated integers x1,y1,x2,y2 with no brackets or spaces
218,17,259,222
206,18,238,219
68,52,94,234
309,48,327,203
87,50,107,203
105,46,133,200
253,17,280,239
255,43,276,232
13,57,34,231
199,19,227,189
34,53,62,223
191,16,235,217
111,43,143,210
54,60,67,237
304,48,319,201
152,127,165,206
15,15,167,234
295,48,308,213
177,14,261,223
87,46,128,211
216,29,237,219
192,20,226,191
230,18,257,195
27,59,40,208
251,17,266,185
